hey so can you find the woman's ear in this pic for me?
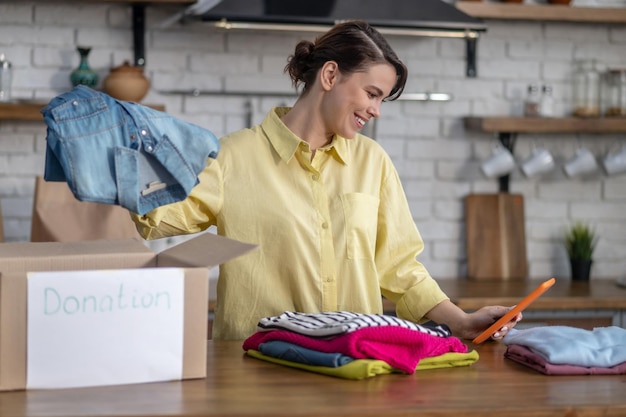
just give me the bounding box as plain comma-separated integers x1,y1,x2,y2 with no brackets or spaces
319,61,339,92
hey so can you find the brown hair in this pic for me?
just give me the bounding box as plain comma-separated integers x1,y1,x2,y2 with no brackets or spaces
284,20,408,101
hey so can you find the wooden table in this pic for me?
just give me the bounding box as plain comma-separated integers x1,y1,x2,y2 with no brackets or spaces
0,340,624,417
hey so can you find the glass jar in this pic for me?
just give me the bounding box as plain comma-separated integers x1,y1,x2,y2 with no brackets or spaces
539,84,555,117
524,84,540,117
604,68,626,117
572,59,601,118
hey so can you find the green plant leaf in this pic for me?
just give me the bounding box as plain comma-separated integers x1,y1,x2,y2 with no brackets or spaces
565,221,596,261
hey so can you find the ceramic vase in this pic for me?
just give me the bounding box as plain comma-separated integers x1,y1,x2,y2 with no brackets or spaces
102,61,150,102
70,47,98,88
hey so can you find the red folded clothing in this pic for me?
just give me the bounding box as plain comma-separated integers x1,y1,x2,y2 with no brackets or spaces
243,326,467,374
505,344,626,375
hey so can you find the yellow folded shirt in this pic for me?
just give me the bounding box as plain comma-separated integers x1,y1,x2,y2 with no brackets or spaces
416,350,479,370
245,349,479,380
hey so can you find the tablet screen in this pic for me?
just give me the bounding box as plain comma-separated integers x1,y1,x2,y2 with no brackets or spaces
472,277,556,344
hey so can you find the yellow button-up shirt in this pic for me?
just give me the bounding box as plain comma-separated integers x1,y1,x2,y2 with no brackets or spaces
132,107,448,340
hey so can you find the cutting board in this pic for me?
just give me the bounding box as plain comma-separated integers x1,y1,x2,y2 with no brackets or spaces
465,193,528,280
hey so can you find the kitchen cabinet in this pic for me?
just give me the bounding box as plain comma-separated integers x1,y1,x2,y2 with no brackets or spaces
456,1,626,23
464,116,626,191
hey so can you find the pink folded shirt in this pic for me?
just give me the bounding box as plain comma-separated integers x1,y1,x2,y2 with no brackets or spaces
505,344,626,375
243,326,467,374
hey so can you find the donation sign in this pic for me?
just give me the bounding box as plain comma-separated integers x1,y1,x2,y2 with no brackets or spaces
26,268,184,389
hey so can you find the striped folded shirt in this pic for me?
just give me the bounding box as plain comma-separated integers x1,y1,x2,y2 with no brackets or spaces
257,311,451,338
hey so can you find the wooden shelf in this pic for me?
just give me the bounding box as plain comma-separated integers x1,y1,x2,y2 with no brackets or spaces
0,102,165,121
456,2,626,23
464,116,626,133
0,102,49,121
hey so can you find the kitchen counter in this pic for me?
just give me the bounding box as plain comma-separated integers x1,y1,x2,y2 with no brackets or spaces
440,278,626,329
387,278,626,330
0,340,624,417
437,278,626,310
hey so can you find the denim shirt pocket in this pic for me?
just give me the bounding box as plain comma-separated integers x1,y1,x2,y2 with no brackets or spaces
50,94,108,124
341,192,380,260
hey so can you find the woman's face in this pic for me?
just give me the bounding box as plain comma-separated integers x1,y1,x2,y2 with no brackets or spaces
323,62,396,140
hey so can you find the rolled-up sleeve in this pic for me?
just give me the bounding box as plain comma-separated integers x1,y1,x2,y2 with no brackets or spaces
375,163,449,323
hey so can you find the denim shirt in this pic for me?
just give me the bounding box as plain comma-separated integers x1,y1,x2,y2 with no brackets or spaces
41,85,219,215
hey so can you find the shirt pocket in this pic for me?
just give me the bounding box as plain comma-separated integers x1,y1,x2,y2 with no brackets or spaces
341,193,380,260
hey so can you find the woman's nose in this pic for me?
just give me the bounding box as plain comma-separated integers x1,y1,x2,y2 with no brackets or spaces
368,102,381,119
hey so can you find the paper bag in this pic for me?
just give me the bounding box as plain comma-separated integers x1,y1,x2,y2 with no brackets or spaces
30,176,141,242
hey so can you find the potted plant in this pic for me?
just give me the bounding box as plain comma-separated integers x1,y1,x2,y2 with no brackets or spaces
565,221,596,281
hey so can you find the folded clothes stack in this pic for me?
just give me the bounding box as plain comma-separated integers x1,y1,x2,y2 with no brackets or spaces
242,311,479,380
503,326,626,375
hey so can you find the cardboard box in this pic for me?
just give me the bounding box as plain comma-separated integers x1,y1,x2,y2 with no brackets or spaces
0,233,256,391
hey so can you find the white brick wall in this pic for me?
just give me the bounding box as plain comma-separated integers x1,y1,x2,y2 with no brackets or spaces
1,1,626,280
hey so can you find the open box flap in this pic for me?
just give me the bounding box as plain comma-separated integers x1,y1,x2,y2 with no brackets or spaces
0,239,156,273
156,232,257,268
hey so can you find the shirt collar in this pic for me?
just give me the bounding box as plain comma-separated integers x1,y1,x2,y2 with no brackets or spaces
262,107,348,165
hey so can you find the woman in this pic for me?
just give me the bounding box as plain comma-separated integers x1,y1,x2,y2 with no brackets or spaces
132,20,520,340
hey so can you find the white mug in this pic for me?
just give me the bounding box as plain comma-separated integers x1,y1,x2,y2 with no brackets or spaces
521,146,555,177
563,147,598,177
481,145,516,178
603,144,626,176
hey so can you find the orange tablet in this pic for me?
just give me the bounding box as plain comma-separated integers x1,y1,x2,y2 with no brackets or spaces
472,277,556,344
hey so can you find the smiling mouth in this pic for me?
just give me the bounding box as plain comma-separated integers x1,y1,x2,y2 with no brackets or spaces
355,116,366,128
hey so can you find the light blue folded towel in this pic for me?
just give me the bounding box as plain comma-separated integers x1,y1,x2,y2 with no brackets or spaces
503,326,626,368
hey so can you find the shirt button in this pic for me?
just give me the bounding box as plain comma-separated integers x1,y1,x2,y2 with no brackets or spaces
72,101,78,106
146,145,153,152
326,277,333,282
322,222,328,229
312,174,319,181
141,129,148,136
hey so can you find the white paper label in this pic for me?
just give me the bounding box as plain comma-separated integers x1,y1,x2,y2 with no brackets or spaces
26,268,184,389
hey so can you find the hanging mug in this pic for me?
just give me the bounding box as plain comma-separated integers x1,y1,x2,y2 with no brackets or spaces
481,144,516,178
602,143,626,176
520,145,555,177
563,147,598,177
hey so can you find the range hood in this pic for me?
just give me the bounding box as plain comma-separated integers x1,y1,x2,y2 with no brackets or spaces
195,0,486,77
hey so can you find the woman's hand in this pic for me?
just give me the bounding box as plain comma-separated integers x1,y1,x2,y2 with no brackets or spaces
460,305,522,341
426,300,522,341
